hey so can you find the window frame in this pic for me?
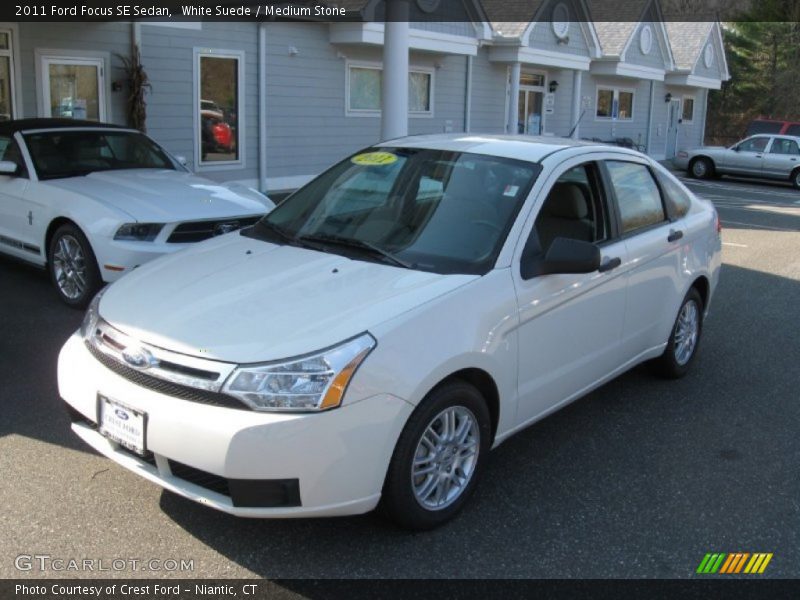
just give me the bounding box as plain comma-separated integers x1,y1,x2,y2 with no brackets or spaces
595,86,635,121
0,25,19,120
36,49,109,122
193,47,245,171
681,96,695,124
600,159,669,238
768,137,800,156
345,60,435,118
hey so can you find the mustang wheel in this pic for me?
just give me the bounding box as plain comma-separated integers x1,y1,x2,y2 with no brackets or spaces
48,223,102,308
380,380,491,530
652,287,704,379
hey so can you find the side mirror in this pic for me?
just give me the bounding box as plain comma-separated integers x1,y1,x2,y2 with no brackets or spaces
522,237,600,278
732,145,741,152
174,155,188,167
0,160,19,176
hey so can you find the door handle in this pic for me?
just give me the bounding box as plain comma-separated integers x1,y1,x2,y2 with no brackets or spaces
668,229,684,242
598,257,621,273
755,154,763,158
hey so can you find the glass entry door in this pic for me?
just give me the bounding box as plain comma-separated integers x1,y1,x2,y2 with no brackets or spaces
41,56,105,121
517,73,545,135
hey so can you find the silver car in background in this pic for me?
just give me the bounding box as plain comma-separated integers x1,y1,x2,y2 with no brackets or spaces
675,134,800,189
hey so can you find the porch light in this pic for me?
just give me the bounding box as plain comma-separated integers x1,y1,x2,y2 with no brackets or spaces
549,81,559,93
665,92,673,103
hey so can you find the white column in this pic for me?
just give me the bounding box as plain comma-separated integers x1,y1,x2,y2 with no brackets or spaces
381,0,409,140
507,62,521,134
570,69,582,138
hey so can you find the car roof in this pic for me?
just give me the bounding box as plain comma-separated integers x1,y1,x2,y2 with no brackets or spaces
376,133,631,163
0,119,134,135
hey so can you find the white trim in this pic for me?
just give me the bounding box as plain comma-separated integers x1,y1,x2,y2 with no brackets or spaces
490,45,591,71
345,60,435,118
664,73,722,90
329,23,479,56
193,47,245,171
266,173,314,192
594,85,636,122
714,23,730,80
591,60,665,81
0,23,21,119
681,95,695,124
35,50,110,121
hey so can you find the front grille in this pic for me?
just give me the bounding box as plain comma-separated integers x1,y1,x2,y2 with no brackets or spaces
168,460,230,496
167,216,261,243
86,341,249,411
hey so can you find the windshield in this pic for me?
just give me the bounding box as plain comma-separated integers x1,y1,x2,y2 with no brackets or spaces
255,147,540,275
24,130,176,180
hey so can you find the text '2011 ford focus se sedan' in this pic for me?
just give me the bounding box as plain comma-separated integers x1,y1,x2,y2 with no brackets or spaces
59,135,722,530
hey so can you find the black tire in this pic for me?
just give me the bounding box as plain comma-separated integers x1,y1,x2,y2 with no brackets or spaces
791,168,800,190
380,380,491,531
651,288,704,379
689,157,714,180
47,223,102,309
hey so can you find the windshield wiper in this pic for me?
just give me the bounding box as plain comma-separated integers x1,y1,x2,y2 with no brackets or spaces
255,220,325,252
299,233,413,269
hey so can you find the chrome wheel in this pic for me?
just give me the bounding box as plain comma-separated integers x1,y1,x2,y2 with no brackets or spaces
692,160,708,178
674,300,699,366
411,406,480,511
52,234,88,301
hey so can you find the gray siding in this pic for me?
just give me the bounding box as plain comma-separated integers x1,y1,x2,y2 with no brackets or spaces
666,85,707,152
411,21,476,38
18,22,130,124
468,47,507,134
579,74,653,150
692,36,722,80
141,21,260,185
528,0,590,58
624,22,666,70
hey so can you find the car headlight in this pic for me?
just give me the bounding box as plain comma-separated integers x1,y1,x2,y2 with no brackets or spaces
114,223,164,241
80,287,106,339
222,334,376,412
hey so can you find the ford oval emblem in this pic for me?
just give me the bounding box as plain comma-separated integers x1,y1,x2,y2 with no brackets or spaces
121,346,155,370
114,408,129,420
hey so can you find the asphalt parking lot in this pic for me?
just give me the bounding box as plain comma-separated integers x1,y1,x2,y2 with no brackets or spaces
1,172,798,580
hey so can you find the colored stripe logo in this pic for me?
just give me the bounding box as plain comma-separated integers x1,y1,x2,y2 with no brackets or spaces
697,553,773,574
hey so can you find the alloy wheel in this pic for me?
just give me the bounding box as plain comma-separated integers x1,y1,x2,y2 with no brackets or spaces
52,234,88,301
674,300,699,366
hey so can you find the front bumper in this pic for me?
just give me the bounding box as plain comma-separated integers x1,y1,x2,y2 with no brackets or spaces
95,240,188,283
58,333,413,517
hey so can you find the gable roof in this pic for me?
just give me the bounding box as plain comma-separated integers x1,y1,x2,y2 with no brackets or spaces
481,0,545,38
665,21,714,70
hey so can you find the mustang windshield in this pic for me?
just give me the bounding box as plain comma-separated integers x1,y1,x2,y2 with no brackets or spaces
24,130,176,180
256,147,540,275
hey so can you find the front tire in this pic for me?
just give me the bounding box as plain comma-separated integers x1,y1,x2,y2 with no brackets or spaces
690,157,713,180
380,380,491,530
652,288,704,379
47,223,102,308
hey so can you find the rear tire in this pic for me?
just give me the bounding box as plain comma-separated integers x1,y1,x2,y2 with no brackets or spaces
689,157,713,180
47,223,102,309
651,288,704,379
791,168,800,190
380,380,491,531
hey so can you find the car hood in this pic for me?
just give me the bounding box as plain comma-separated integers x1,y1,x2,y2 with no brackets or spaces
47,169,273,222
99,234,477,363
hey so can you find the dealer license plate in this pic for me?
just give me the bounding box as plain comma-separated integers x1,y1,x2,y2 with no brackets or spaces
98,395,147,456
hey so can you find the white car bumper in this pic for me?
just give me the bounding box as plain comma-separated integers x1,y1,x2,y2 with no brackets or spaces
58,333,413,517
96,240,188,283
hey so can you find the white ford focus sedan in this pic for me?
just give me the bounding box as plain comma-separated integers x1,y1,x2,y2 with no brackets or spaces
0,119,273,307
59,135,722,530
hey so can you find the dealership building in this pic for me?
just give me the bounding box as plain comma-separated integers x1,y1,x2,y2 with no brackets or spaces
0,0,729,193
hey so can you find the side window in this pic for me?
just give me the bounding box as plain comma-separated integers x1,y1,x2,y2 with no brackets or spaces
769,138,800,155
606,161,666,234
654,170,692,219
528,162,609,257
0,135,26,176
738,137,769,153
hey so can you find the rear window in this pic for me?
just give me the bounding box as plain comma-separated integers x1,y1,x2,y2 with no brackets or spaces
606,161,666,234
746,121,783,136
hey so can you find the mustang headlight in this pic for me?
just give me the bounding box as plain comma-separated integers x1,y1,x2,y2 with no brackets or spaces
114,223,164,241
80,287,106,339
222,334,376,412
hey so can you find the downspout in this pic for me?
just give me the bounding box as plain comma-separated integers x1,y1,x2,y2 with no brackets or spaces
645,80,654,155
464,55,472,133
258,23,267,194
699,88,708,145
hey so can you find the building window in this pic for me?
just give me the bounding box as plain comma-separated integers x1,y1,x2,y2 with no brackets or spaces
0,29,16,120
346,63,434,117
596,87,634,120
682,97,695,123
40,54,106,121
196,49,243,167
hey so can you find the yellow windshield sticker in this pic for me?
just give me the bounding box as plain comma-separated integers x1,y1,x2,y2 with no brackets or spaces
351,151,398,166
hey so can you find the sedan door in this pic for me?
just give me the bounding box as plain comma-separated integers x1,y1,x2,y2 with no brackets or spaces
761,137,800,179
513,159,628,426
721,136,769,176
0,135,37,261
603,160,685,360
